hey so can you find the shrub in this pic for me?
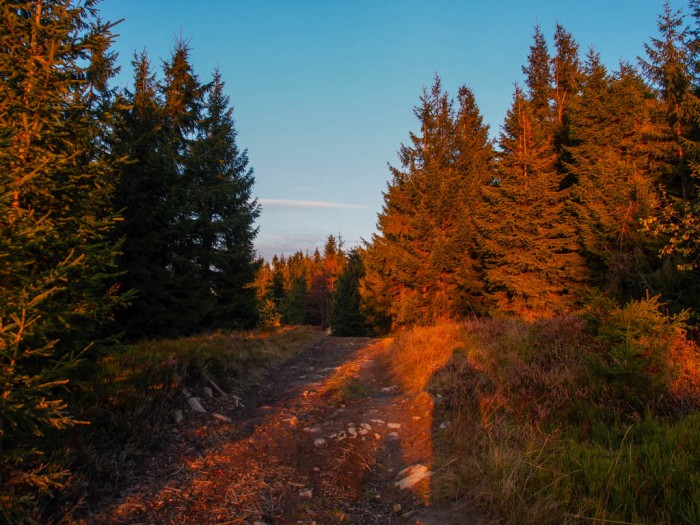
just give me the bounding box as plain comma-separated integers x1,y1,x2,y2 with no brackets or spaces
584,293,687,412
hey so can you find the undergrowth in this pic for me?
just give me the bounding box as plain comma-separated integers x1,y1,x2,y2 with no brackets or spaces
34,326,324,522
386,296,700,524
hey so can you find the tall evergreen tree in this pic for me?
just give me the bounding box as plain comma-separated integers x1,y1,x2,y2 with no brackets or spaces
160,40,211,334
524,24,553,122
188,69,260,328
567,53,661,297
0,0,122,514
479,84,584,319
478,26,586,319
114,46,259,336
640,1,692,200
112,51,178,338
640,2,700,312
362,77,493,327
330,249,368,336
552,24,581,127
552,24,581,178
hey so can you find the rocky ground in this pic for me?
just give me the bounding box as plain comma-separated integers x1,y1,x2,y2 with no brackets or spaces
77,335,483,524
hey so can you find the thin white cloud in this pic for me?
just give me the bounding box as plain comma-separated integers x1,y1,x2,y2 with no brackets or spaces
259,198,368,210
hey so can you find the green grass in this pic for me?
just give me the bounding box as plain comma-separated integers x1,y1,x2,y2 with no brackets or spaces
551,413,700,524
386,314,700,524
327,376,372,402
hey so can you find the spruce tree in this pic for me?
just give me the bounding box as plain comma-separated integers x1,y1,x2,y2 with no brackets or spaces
479,85,584,319
478,27,586,319
160,39,211,334
639,1,692,200
330,250,368,336
115,45,260,336
552,24,581,178
567,53,661,298
282,275,308,325
524,24,553,122
112,51,178,338
640,2,700,311
189,69,260,329
552,24,581,128
362,77,493,327
0,0,122,515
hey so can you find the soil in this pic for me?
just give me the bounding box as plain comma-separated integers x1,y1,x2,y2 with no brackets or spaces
76,335,484,525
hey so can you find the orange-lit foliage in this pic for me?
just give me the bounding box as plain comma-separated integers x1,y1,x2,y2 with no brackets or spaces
253,235,347,328
669,331,700,408
387,322,467,392
385,313,700,523
388,317,596,430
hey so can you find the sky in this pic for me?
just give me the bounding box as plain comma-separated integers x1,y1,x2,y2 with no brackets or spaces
98,0,686,260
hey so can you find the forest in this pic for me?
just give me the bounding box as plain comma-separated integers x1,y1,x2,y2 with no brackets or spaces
2,0,700,523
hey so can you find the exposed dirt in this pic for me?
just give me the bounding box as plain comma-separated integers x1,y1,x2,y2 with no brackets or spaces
77,335,483,524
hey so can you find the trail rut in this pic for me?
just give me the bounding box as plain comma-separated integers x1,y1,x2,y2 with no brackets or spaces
79,335,482,525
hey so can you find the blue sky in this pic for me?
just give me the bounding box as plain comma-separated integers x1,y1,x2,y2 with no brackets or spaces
99,0,684,260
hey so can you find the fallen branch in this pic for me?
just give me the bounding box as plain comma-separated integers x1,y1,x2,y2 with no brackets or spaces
202,370,227,397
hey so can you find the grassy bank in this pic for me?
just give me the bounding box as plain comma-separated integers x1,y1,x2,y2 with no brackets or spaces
385,305,700,523
37,326,325,521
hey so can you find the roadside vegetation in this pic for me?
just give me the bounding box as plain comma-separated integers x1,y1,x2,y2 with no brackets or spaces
4,327,323,522
386,297,700,524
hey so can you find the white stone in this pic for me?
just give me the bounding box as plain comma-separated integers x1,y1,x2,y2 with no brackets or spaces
299,489,313,498
387,422,401,429
303,425,322,433
187,396,206,413
313,438,326,446
369,419,385,425
347,426,357,438
388,432,400,439
174,409,183,423
203,386,214,398
395,464,433,490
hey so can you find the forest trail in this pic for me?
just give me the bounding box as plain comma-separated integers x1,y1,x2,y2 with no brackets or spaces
79,335,482,525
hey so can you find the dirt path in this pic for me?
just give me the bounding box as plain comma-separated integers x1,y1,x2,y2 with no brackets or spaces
80,335,482,524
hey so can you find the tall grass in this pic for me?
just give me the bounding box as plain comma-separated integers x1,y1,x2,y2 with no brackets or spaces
386,302,700,523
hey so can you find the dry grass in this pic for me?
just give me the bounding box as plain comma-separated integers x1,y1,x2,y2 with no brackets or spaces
386,322,467,392
48,326,326,521
385,314,700,524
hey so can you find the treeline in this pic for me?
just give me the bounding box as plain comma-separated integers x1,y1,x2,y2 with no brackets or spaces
362,3,700,330
253,235,368,336
1,1,258,518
